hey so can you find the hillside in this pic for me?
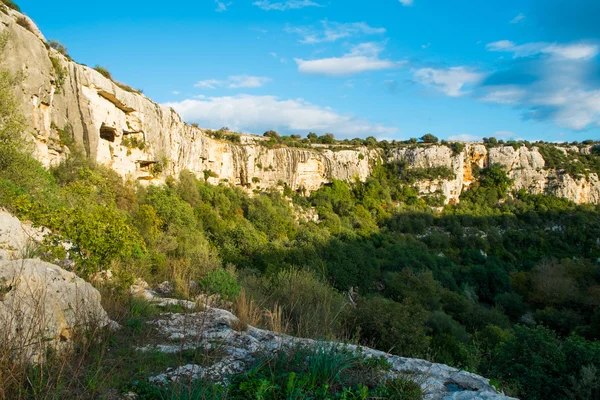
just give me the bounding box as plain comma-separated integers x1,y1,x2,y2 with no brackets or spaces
2,6,600,205
2,3,600,400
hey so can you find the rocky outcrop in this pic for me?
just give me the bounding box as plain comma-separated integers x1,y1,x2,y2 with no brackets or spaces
138,304,515,400
2,8,600,205
0,258,116,362
0,210,45,260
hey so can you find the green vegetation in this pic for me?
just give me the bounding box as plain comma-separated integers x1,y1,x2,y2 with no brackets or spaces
49,55,67,92
136,346,422,400
420,134,438,143
3,47,600,397
93,65,143,94
0,0,19,11
48,40,69,57
121,135,146,150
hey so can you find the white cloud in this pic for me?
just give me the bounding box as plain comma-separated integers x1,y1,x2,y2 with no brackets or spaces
398,0,413,6
295,42,404,76
286,21,385,44
421,42,431,49
413,66,485,97
253,0,321,11
486,40,599,60
215,0,231,12
447,134,482,142
510,13,525,24
171,90,181,95
480,86,527,104
194,75,271,89
163,95,397,137
269,52,286,63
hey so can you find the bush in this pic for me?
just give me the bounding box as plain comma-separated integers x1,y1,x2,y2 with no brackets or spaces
198,268,241,301
351,296,429,357
244,269,347,339
420,133,438,143
48,40,69,58
93,65,112,80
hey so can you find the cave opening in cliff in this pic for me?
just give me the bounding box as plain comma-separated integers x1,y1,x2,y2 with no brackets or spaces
100,125,116,142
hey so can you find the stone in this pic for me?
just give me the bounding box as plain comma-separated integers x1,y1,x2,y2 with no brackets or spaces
0,210,45,261
0,258,115,362
155,280,173,295
139,295,516,399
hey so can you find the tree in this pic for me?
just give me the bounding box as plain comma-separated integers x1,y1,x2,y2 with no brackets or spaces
307,132,318,142
318,133,335,144
420,134,438,143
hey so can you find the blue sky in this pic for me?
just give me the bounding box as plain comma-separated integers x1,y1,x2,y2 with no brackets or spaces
18,0,600,141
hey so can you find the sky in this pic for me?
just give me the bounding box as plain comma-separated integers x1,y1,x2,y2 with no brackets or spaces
17,0,600,142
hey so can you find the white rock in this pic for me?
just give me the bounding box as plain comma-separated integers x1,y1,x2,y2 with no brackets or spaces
0,258,114,362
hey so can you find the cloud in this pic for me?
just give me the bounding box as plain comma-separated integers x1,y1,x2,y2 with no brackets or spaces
215,0,231,12
510,13,525,24
398,0,413,6
269,52,286,63
171,90,181,95
486,40,599,60
480,86,527,104
413,66,485,97
447,134,482,142
421,43,431,49
479,52,600,130
295,43,404,76
164,95,397,137
194,75,271,89
286,21,385,44
253,0,321,11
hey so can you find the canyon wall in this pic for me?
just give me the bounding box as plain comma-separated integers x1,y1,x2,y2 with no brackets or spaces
2,8,600,204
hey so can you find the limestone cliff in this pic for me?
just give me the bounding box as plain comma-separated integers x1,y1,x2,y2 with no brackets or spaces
2,7,600,204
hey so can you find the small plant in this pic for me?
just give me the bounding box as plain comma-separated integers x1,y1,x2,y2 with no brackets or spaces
203,169,218,180
50,56,67,92
93,65,112,80
16,16,34,33
251,177,260,184
48,40,70,58
121,136,146,150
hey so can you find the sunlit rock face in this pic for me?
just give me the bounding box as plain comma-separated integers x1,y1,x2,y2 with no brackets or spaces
2,8,600,205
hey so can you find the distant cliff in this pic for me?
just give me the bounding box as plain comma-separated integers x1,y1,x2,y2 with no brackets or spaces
2,7,599,204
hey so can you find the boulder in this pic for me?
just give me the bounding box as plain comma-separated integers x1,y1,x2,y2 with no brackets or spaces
0,211,44,260
0,258,116,362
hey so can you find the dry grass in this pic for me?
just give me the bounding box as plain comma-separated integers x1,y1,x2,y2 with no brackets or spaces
15,16,33,33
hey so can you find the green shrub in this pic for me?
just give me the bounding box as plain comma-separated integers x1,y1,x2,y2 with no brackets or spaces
49,55,67,92
93,65,112,80
198,268,241,301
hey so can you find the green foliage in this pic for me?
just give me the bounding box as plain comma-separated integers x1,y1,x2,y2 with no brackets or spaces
121,135,146,150
351,296,429,357
93,65,112,80
48,40,69,57
1,0,19,11
199,268,241,301
420,133,438,143
49,55,67,92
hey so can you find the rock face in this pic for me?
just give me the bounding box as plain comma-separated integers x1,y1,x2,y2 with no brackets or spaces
2,8,600,205
0,258,115,362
